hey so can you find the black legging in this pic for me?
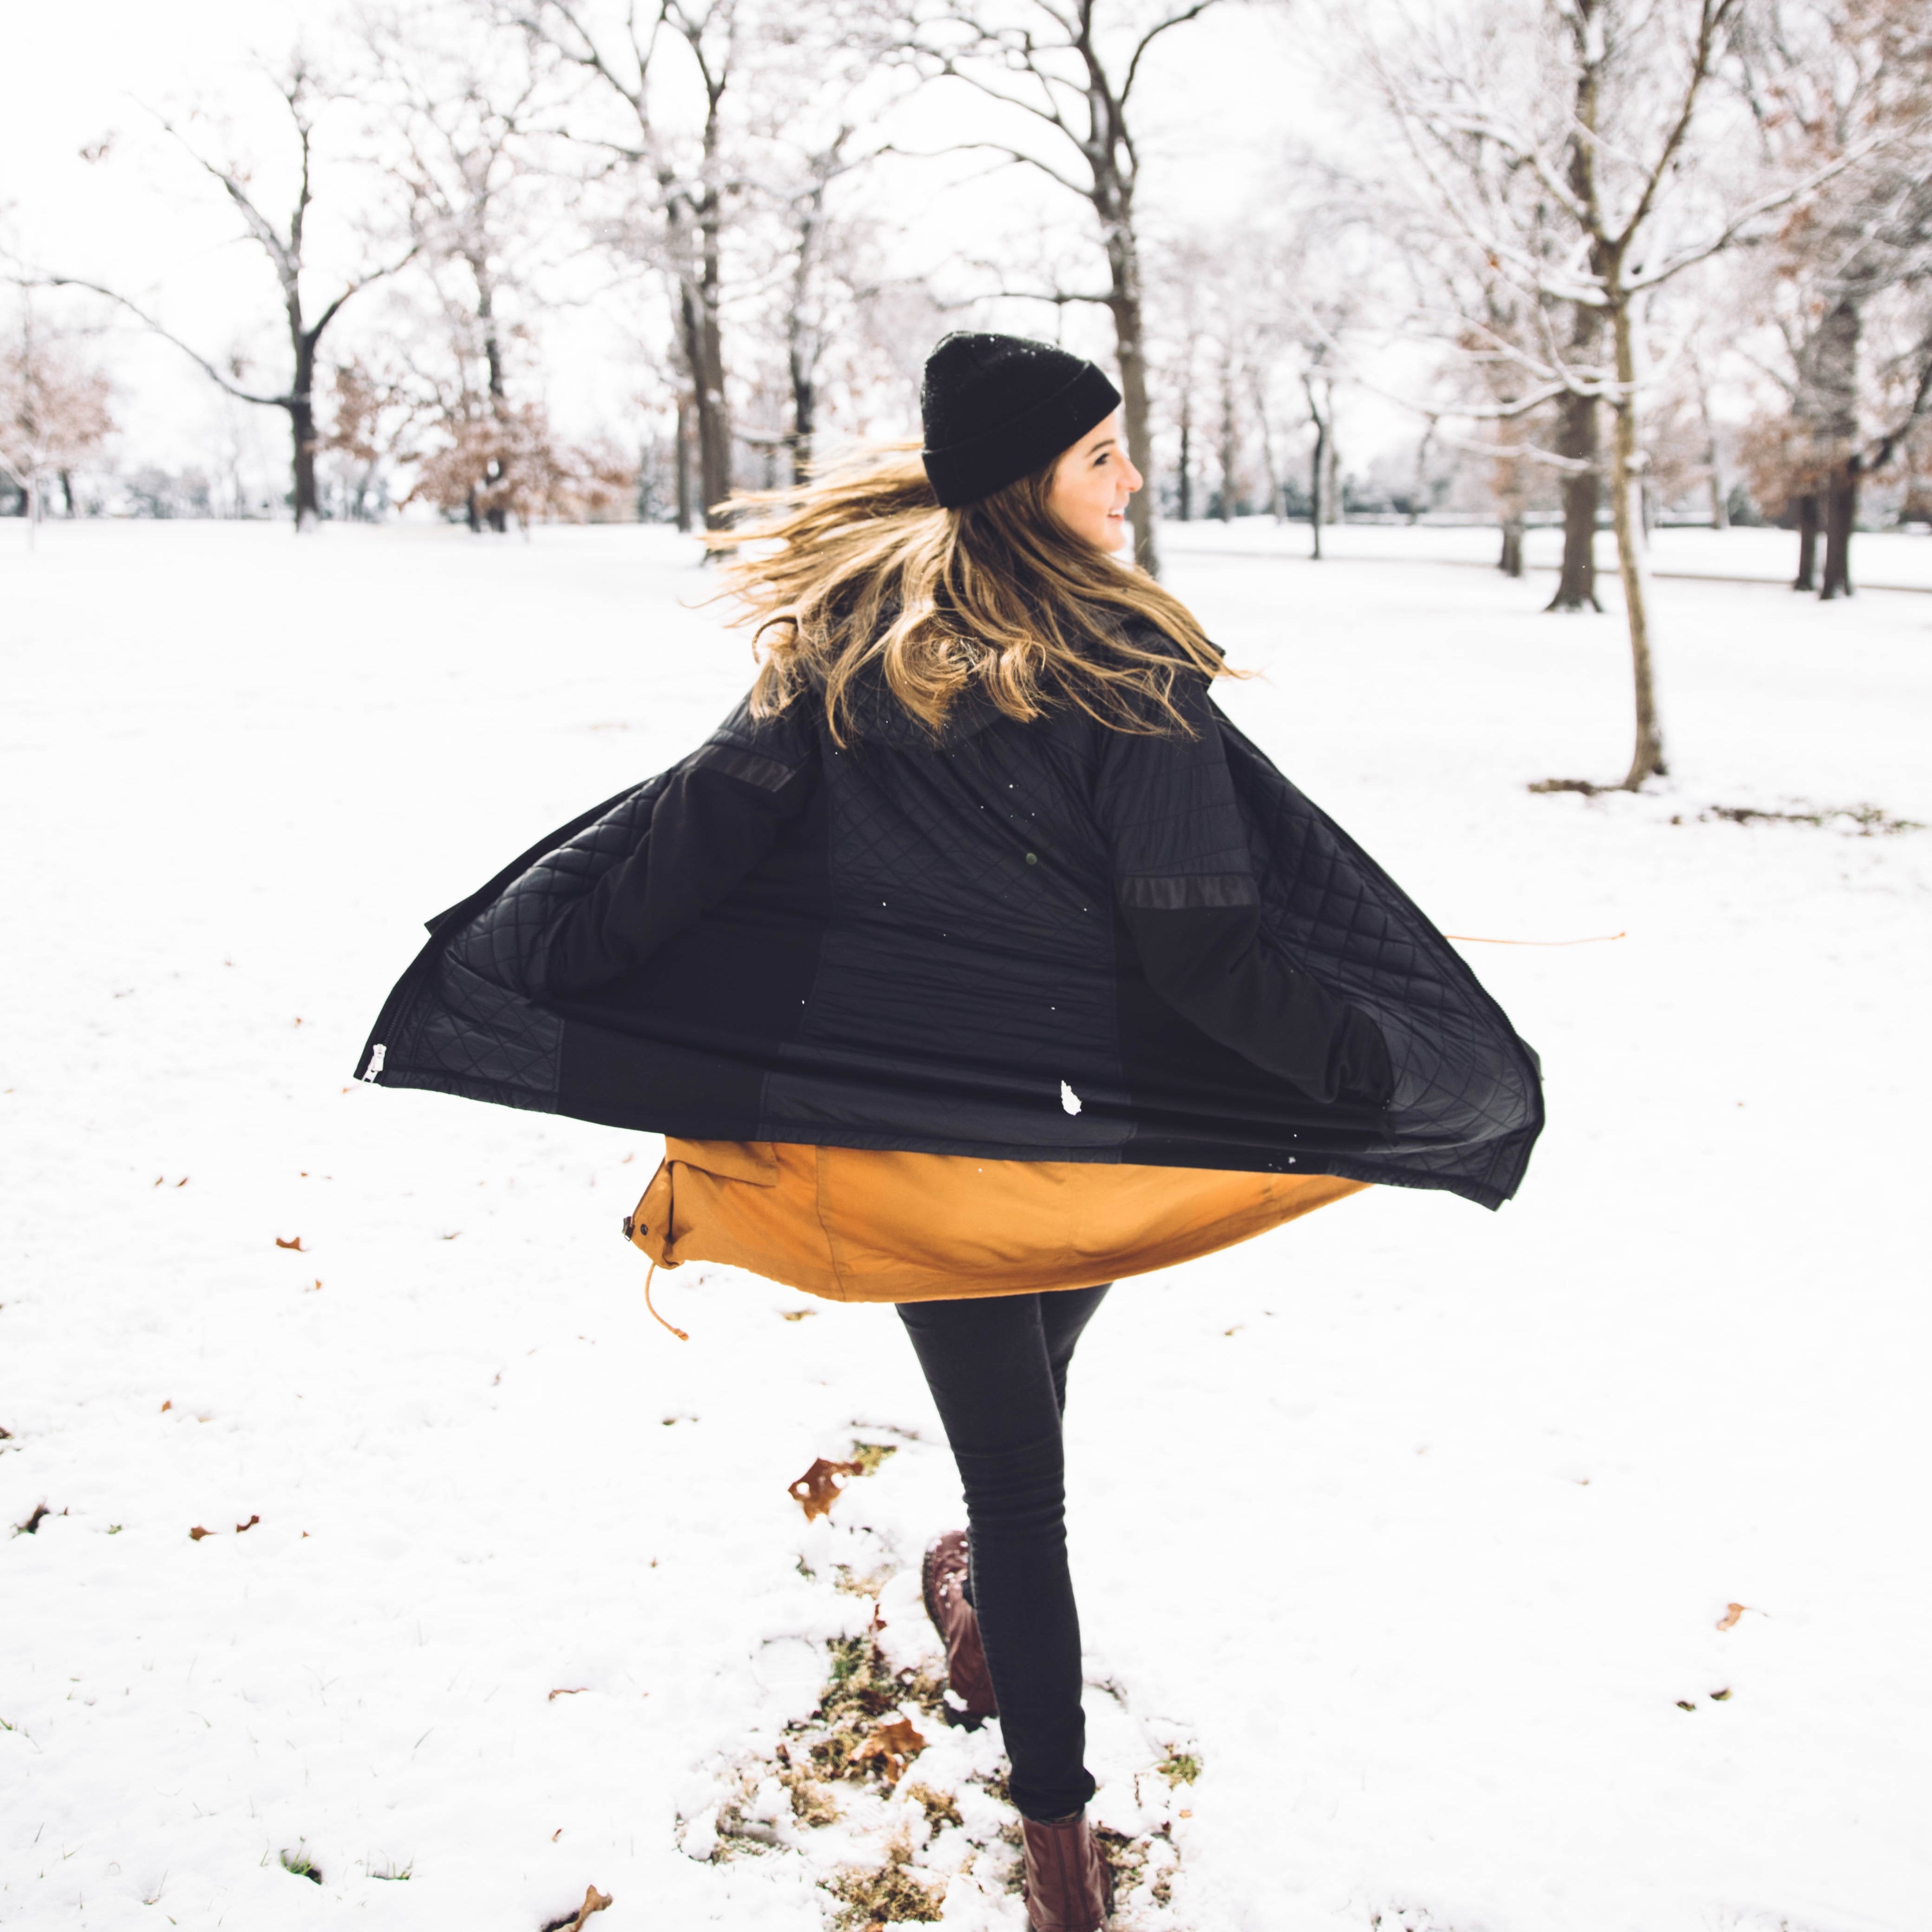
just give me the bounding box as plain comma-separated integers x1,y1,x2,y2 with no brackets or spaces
896,1283,1111,1822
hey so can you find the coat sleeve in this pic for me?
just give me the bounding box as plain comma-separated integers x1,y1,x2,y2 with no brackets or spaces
540,709,816,998
1095,671,1392,1106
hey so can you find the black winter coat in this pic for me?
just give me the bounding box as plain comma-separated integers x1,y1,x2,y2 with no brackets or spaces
356,660,1542,1209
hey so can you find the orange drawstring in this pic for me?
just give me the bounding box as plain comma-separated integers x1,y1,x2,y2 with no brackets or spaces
1443,930,1626,946
643,1260,689,1342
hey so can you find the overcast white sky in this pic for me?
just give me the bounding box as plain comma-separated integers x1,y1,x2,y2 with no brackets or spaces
0,0,1409,483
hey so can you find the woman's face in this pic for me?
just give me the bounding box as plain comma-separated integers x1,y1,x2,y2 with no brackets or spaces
1045,412,1143,554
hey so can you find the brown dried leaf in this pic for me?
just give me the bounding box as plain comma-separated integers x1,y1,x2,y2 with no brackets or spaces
159,1400,172,1413
275,1235,305,1252
546,1884,611,1932
789,1456,864,1522
235,1514,260,1534
1716,1602,1746,1631
548,1686,590,1702
189,1525,213,1541
855,1715,927,1785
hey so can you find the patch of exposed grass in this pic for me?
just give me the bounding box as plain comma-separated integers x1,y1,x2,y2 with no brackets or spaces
903,1782,962,1832
848,1441,899,1476
798,1636,946,1788
1098,1825,1148,1898
369,1859,411,1881
1157,1749,1201,1785
279,1845,321,1885
828,1858,943,1927
705,1769,788,1860
833,1562,895,1599
1682,801,1923,835
783,1769,841,1826
1530,781,1924,837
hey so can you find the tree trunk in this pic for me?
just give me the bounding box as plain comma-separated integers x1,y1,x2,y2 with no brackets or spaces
675,397,694,535
1324,431,1340,526
1253,385,1281,524
1702,427,1728,529
1307,403,1326,563
1792,492,1818,589
677,201,732,530
1609,301,1664,789
1410,420,1436,525
1547,391,1601,610
1096,177,1159,574
1549,33,1605,610
1499,517,1524,577
788,339,815,488
288,399,320,533
287,310,323,532
1177,395,1192,522
1820,456,1858,599
1217,367,1236,522
480,276,509,534
1694,353,1728,530
1110,283,1159,573
59,469,75,516
786,174,825,489
1803,295,1860,598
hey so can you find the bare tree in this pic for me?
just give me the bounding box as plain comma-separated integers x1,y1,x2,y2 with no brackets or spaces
512,0,745,528
363,9,563,530
894,0,1226,574
43,57,415,531
750,122,901,483
405,390,636,522
1734,0,1932,595
1363,0,1891,789
0,303,114,542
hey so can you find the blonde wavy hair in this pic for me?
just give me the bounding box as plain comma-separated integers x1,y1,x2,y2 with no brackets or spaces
704,441,1233,744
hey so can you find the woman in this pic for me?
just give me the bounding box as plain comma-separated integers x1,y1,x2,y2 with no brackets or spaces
357,331,1542,1930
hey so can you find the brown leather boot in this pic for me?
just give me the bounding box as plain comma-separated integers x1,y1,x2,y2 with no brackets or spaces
1020,1811,1114,1932
921,1530,998,1723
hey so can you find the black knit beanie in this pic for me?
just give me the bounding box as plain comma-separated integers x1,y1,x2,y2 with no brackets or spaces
920,332,1123,509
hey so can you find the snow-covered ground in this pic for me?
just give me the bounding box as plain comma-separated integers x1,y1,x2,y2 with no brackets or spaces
2,519,1928,1932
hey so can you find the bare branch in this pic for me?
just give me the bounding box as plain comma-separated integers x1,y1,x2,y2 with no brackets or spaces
28,275,290,407
1608,0,1740,255
1121,0,1221,106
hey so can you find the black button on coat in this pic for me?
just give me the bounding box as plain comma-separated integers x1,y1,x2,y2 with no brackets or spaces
356,657,1543,1209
